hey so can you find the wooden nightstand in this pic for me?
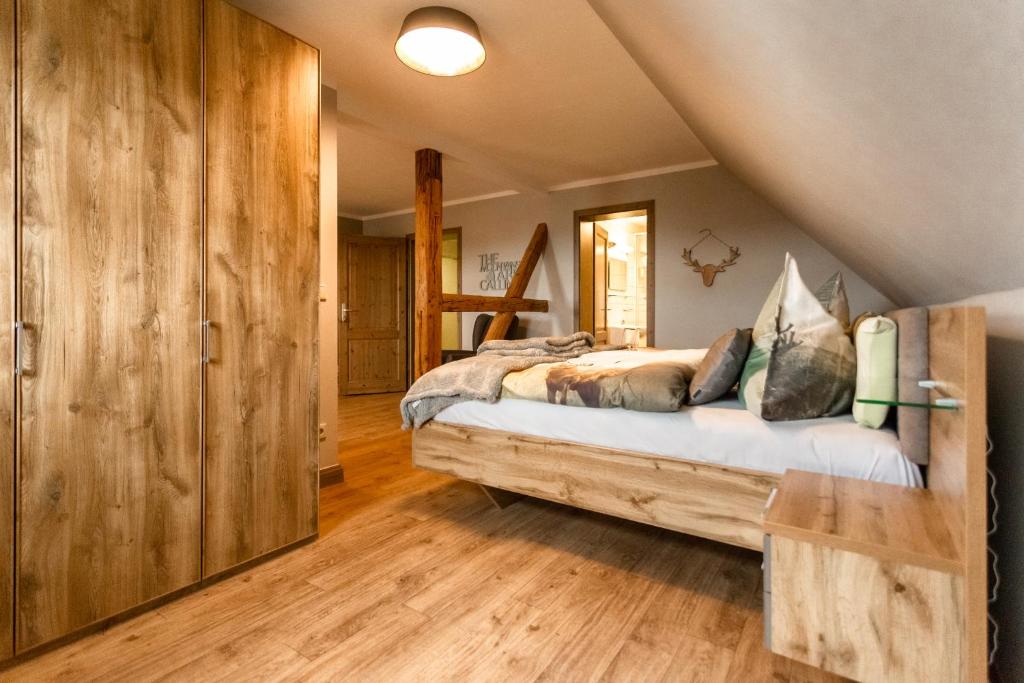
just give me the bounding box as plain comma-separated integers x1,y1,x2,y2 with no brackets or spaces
763,470,966,682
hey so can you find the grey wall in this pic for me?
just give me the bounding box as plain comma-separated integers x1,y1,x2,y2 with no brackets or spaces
364,164,893,350
946,288,1024,680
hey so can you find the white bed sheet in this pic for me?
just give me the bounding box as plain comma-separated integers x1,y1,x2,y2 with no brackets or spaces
434,397,923,487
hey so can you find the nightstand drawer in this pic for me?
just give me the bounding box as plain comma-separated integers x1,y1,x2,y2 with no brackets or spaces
768,535,964,682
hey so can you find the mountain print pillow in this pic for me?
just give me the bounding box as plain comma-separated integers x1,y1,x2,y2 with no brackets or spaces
739,254,856,421
815,271,851,329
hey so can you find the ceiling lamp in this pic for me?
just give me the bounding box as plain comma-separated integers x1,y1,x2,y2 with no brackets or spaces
395,6,486,77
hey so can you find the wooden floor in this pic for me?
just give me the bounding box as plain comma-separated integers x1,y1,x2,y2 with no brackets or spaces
5,393,843,682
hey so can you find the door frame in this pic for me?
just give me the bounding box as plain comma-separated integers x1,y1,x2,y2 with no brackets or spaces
573,201,655,346
338,234,408,395
593,224,609,344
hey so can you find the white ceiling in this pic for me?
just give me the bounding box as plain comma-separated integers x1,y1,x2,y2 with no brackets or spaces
588,0,1024,305
336,115,511,218
232,0,1023,305
229,0,711,218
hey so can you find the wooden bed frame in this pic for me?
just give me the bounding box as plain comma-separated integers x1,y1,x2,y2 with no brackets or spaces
412,304,988,681
414,422,778,550
415,307,983,531
408,149,988,679
413,304,985,552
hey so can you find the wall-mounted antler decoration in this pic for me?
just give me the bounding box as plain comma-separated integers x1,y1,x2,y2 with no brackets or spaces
681,229,742,287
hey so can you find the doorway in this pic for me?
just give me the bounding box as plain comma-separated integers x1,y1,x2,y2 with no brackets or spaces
575,202,654,347
338,235,408,395
404,227,463,386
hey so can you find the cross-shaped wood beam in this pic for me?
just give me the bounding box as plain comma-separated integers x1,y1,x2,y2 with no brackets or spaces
414,147,550,377
484,223,548,342
440,294,549,313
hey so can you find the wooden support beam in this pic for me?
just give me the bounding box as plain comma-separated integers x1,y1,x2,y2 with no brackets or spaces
484,223,548,342
414,148,443,379
479,485,524,510
441,294,549,314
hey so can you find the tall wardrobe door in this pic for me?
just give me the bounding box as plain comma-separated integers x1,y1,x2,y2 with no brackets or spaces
17,0,202,651
204,0,320,576
0,0,14,660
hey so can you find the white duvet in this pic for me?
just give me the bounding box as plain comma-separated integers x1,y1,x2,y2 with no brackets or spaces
434,349,922,487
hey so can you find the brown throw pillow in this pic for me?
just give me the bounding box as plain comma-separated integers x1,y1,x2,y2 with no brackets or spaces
689,328,753,405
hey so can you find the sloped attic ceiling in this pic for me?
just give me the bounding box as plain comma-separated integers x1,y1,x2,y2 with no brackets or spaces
589,0,1024,306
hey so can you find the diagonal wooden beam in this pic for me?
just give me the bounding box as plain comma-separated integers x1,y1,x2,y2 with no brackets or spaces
441,294,548,314
484,223,548,342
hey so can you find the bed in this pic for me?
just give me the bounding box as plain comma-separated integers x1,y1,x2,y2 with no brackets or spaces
411,308,987,679
412,307,984,553
433,396,922,487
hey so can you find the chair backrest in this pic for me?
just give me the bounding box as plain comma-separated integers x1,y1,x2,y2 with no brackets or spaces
472,313,519,351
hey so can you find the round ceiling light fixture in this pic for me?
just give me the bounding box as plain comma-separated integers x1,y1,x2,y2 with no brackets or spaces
395,6,486,77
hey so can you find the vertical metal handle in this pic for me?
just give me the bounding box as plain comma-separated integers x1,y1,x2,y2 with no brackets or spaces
14,321,23,376
202,320,211,364
340,303,349,322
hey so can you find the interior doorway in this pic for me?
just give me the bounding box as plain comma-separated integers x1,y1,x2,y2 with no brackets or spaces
404,227,462,386
575,202,654,348
338,235,408,395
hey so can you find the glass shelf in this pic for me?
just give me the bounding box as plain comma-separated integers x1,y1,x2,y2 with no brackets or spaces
855,398,957,411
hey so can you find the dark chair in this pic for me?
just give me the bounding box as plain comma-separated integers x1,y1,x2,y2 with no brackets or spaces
441,313,520,364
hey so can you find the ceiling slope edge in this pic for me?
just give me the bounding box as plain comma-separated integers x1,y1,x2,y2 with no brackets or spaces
586,0,1024,307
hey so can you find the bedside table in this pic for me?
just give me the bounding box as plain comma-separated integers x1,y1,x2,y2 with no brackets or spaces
763,470,966,682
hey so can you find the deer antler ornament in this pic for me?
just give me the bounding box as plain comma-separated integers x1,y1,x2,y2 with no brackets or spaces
681,230,741,287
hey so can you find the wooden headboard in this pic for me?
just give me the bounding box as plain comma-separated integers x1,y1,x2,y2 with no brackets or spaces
927,306,988,680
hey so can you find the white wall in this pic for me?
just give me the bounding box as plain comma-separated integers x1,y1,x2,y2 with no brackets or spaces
318,86,339,470
944,287,1024,679
590,0,1024,306
364,164,893,349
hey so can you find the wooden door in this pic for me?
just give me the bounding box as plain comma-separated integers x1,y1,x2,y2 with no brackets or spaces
16,0,202,651
594,226,609,344
0,0,13,659
204,0,320,576
339,236,407,395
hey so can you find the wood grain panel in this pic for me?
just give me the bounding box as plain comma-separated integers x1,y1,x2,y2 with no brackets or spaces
16,0,202,651
413,148,442,378
413,422,778,550
0,0,13,660
440,293,548,313
338,235,406,395
927,305,987,681
204,0,320,576
770,536,964,682
764,470,961,574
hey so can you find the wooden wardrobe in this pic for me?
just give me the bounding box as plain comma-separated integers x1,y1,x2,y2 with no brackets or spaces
1,0,319,658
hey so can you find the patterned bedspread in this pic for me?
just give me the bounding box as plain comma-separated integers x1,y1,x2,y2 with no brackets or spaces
501,349,704,412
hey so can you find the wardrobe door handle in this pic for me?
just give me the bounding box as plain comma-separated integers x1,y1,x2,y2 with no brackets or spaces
202,320,211,364
14,321,23,376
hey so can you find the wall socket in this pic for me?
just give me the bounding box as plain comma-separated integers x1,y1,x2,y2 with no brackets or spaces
318,423,327,442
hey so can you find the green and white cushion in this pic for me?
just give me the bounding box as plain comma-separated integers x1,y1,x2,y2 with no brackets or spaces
852,316,898,428
739,254,856,421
